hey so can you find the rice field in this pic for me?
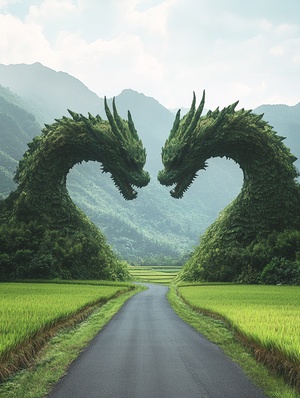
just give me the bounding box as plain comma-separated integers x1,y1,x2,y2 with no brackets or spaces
178,284,300,388
128,265,181,284
0,281,132,379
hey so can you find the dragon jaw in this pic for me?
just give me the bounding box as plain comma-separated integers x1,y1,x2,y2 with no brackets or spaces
169,172,198,199
110,169,150,200
158,168,203,199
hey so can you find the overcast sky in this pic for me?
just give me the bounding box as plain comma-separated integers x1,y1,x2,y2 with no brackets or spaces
0,0,300,110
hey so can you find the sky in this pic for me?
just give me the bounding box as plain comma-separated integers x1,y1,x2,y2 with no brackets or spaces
0,0,300,111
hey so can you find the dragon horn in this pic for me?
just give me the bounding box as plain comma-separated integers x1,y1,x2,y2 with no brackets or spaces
228,101,239,113
185,90,205,136
169,109,181,139
127,110,139,140
112,98,125,133
68,109,80,121
181,92,196,133
104,97,123,139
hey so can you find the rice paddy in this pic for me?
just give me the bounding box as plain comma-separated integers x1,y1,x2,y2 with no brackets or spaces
177,283,300,389
0,281,133,380
128,265,181,284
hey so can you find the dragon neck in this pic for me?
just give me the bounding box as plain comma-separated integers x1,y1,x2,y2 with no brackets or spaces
13,122,111,224
20,131,103,194
202,114,300,236
207,121,298,196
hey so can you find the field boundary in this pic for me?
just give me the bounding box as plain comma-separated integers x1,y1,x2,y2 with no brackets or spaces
175,285,300,392
128,265,181,284
0,286,134,382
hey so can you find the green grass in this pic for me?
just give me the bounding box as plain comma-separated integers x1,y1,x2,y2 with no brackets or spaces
3,276,299,397
128,265,181,284
0,281,134,381
0,283,145,398
174,283,300,395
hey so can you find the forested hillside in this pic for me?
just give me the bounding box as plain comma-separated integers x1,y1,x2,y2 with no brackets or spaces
0,63,299,264
0,86,41,197
255,102,300,171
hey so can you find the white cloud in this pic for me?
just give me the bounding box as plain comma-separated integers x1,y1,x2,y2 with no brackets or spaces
54,30,166,99
270,45,284,57
26,0,77,21
0,0,18,8
0,0,300,109
0,13,56,65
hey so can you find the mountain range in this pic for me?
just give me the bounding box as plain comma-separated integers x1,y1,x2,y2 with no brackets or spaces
0,62,299,264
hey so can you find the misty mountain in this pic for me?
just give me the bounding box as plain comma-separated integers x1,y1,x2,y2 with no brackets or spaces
0,85,41,197
0,62,299,264
254,102,300,171
0,62,103,125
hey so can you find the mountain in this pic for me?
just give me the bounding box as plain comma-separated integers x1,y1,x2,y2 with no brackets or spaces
254,102,300,171
0,85,41,197
0,62,299,264
0,62,103,124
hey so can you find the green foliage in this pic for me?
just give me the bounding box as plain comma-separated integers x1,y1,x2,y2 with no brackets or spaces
2,65,300,268
160,92,300,283
261,258,300,285
0,86,41,196
0,79,246,265
0,221,129,281
181,229,300,285
2,73,300,279
0,99,151,280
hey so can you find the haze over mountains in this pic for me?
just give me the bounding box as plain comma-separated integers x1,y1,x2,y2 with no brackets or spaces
0,62,299,264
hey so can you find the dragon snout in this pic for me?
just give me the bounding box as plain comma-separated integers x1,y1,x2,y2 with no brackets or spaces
157,169,166,185
131,170,150,188
157,169,173,186
139,170,150,187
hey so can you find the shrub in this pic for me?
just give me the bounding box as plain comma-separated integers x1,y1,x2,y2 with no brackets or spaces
261,257,300,285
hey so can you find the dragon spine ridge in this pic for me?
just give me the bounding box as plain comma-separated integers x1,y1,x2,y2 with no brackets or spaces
159,90,300,281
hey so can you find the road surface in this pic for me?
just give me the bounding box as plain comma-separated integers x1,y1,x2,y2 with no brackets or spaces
48,284,265,398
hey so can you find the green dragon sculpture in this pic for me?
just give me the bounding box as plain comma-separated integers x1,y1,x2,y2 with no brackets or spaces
0,99,150,280
158,91,300,281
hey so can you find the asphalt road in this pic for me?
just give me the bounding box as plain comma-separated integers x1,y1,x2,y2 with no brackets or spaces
48,284,265,398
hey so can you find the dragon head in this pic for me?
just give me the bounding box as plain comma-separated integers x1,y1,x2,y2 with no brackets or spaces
64,98,150,200
101,98,150,200
158,90,208,198
159,90,288,199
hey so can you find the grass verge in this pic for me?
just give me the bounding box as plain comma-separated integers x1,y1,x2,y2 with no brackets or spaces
0,284,146,398
0,282,132,381
177,284,300,391
168,284,300,398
